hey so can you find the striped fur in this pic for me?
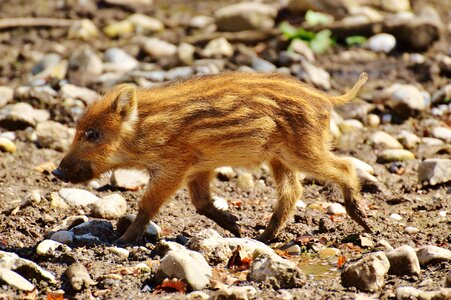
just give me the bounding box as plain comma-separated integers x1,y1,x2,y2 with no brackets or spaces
57,72,371,244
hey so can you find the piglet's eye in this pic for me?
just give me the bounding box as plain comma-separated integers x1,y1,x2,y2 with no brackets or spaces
85,129,101,142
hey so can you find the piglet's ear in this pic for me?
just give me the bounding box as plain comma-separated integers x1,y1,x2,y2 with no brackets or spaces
113,84,137,118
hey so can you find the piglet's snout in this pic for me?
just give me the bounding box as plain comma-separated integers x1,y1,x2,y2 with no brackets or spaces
51,167,68,182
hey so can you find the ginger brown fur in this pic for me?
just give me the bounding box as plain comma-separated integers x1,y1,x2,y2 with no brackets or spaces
53,72,371,243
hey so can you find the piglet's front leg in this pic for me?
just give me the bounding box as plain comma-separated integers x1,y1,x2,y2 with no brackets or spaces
116,168,186,245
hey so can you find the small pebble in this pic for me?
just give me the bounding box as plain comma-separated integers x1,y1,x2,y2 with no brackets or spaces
405,226,419,234
390,213,402,221
50,231,74,244
109,247,130,259
0,137,17,153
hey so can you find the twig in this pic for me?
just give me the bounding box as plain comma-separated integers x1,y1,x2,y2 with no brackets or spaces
0,17,74,30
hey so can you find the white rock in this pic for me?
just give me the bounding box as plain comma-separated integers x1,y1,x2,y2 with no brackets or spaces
285,244,301,255
377,149,415,163
416,245,451,266
397,130,421,149
202,37,233,58
380,0,410,13
143,38,177,59
0,268,34,291
341,252,390,292
127,14,164,33
214,286,257,300
0,137,16,154
418,159,451,185
0,86,13,108
439,211,447,218
35,121,75,152
376,239,394,251
248,253,305,289
159,248,212,290
59,84,99,105
366,33,396,53
68,19,98,40
370,131,403,149
327,203,347,215
385,84,425,112
365,114,380,127
0,250,56,283
190,15,214,29
186,229,275,264
103,20,133,38
237,172,255,190
213,196,228,211
386,245,420,275
295,200,306,209
290,39,315,62
298,61,331,90
111,169,149,190
92,194,127,219
50,231,74,244
104,48,139,72
339,119,364,133
396,286,451,300
251,57,276,72
215,166,236,181
59,188,100,207
68,47,103,81
421,137,444,146
36,239,71,256
0,102,50,129
109,246,129,259
214,2,277,32
390,213,403,221
431,126,451,143
178,42,196,65
405,226,419,234
348,157,375,174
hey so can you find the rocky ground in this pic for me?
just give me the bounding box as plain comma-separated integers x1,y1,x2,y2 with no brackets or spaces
0,0,450,299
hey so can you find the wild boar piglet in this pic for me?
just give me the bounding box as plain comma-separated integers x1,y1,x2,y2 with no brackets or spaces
52,72,372,244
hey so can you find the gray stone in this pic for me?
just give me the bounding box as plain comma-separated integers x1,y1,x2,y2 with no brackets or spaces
0,102,50,130
416,245,451,266
214,2,277,32
158,248,212,290
68,47,103,86
0,268,34,291
370,131,403,149
0,250,56,283
50,231,74,244
59,188,99,207
248,253,305,289
31,53,61,75
0,86,13,108
104,48,139,72
341,252,390,292
36,239,71,256
166,66,194,80
91,194,127,219
290,39,315,62
386,245,420,276
432,84,451,105
251,57,276,72
111,169,149,190
190,15,214,29
418,159,451,186
35,121,75,152
143,38,177,59
377,149,415,163
71,220,114,244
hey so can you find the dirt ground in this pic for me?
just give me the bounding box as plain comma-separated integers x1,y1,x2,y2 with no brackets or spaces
0,0,450,299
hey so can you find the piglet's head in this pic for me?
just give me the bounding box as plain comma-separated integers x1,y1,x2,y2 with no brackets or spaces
52,84,138,183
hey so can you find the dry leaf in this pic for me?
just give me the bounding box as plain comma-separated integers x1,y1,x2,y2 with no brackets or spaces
227,246,252,270
337,255,347,267
154,278,187,294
